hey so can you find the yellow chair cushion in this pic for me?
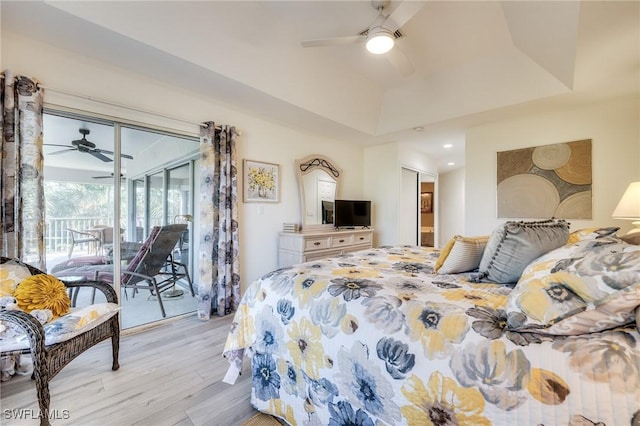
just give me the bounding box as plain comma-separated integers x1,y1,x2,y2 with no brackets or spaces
14,274,71,318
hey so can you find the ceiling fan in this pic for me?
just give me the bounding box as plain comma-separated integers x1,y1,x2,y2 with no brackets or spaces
300,0,425,76
45,128,134,162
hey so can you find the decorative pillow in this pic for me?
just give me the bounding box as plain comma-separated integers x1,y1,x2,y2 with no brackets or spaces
0,261,32,297
636,306,640,333
567,226,619,244
505,237,640,335
14,274,71,318
435,235,489,274
478,219,570,284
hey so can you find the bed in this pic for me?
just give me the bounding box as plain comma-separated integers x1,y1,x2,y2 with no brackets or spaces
223,221,640,425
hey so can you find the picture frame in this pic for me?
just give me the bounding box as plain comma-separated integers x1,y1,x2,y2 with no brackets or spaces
243,159,279,203
421,191,433,213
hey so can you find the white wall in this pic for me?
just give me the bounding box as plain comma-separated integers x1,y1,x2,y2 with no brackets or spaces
465,96,640,236
364,144,398,246
3,30,365,291
438,167,465,246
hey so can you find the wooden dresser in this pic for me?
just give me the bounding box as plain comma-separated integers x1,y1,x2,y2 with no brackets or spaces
278,228,373,267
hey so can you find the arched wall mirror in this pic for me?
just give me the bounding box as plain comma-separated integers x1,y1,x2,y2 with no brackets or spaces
296,155,342,231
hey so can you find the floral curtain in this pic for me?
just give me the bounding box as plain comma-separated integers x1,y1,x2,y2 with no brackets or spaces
198,122,240,319
0,70,45,270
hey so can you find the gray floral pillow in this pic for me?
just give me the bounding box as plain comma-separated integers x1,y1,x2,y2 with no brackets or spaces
505,237,640,335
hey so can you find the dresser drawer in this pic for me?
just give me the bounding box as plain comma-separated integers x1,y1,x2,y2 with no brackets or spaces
278,230,374,267
353,232,371,245
305,237,331,251
331,234,354,248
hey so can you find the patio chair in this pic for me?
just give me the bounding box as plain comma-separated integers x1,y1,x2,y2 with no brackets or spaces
53,224,193,317
0,257,120,426
65,228,101,258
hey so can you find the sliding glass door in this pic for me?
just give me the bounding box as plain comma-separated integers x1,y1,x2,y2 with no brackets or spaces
42,111,200,329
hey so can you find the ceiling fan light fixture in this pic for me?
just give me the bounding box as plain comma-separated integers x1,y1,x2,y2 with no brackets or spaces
366,27,394,54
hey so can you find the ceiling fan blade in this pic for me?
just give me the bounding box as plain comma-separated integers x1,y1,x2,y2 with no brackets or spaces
386,45,414,77
89,151,113,162
48,148,78,156
301,35,364,48
96,148,134,160
92,173,124,180
44,143,74,148
383,1,426,33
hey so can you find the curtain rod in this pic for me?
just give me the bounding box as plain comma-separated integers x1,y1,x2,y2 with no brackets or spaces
41,85,239,133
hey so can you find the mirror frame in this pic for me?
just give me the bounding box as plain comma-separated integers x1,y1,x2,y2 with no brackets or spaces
295,154,342,232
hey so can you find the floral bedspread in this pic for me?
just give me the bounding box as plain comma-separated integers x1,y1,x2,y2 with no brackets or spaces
223,246,640,425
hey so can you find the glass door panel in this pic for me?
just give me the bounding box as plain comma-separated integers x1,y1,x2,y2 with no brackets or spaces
42,113,200,330
42,112,118,309
168,163,192,274
119,126,200,328
148,172,165,229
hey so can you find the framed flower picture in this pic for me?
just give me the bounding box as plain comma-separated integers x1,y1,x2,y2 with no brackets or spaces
243,159,279,203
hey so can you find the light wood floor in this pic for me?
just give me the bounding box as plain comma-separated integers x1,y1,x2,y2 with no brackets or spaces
1,314,259,426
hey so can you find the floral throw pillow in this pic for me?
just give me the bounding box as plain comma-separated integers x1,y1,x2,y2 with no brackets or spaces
0,261,32,297
566,226,619,244
505,237,640,335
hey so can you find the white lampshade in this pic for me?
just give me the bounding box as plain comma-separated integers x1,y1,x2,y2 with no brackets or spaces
612,181,640,219
612,181,640,233
366,28,395,54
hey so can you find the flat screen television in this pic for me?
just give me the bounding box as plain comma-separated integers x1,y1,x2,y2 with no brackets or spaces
334,200,371,229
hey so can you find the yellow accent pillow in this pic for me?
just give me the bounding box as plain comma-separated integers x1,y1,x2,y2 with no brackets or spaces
0,262,32,297
14,274,71,318
435,235,489,274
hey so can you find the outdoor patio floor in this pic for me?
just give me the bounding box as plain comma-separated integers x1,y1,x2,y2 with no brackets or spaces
47,250,198,329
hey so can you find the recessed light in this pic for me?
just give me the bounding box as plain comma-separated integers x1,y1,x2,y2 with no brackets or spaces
443,144,453,149
447,162,455,166
413,126,424,132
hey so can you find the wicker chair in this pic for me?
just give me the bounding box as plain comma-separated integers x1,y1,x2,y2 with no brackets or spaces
0,257,120,426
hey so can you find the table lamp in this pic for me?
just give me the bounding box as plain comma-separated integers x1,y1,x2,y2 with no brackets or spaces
612,181,640,234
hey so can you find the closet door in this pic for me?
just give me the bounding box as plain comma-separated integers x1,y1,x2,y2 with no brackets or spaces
399,167,419,245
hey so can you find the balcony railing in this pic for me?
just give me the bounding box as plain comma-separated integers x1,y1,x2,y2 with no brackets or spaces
45,217,115,254
44,216,170,254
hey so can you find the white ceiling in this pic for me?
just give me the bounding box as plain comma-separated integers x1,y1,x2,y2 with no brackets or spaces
3,1,639,171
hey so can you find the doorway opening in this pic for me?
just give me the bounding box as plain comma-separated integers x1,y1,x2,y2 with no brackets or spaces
420,178,435,247
399,167,437,247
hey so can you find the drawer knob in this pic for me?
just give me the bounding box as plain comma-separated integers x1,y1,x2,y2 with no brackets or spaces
339,239,345,243
359,237,364,240
314,242,321,246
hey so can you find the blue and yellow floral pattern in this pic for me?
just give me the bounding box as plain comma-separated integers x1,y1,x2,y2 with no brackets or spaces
506,237,640,334
223,246,640,425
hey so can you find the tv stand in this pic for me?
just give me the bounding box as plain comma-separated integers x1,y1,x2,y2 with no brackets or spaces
278,228,374,267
